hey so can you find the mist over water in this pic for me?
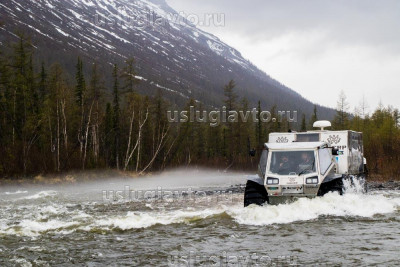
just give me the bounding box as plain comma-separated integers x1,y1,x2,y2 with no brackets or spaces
0,170,399,266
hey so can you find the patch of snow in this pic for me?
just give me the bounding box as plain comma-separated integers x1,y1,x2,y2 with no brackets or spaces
55,27,70,37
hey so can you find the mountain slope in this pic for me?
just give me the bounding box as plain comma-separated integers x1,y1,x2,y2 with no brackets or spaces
0,0,335,118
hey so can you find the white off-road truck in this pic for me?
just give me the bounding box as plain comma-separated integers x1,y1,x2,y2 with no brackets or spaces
244,121,367,206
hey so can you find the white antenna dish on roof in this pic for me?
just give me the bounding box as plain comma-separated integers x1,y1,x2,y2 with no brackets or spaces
313,120,331,131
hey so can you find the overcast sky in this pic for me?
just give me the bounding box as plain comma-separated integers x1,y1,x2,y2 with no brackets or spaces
167,0,400,112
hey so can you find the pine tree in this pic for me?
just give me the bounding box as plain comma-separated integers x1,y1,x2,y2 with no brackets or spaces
75,57,86,107
301,114,307,132
89,63,103,165
121,58,139,93
0,44,9,174
75,57,87,161
112,64,120,169
239,97,252,159
223,80,238,160
309,105,318,129
27,55,39,114
153,90,169,167
223,80,237,112
256,101,263,146
0,48,11,136
38,62,47,101
12,34,30,142
104,103,114,167
269,105,280,133
194,102,206,160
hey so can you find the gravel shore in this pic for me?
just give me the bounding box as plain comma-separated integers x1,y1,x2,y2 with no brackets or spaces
368,181,400,190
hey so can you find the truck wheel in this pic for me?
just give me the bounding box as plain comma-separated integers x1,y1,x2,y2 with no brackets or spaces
244,180,269,207
318,178,344,196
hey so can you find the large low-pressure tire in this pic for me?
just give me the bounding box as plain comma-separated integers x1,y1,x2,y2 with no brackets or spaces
318,178,344,196
244,180,269,207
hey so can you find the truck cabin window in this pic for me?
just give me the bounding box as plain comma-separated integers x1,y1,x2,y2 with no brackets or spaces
269,151,316,175
296,133,319,142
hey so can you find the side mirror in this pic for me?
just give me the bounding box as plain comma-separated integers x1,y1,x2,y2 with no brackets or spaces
332,148,339,156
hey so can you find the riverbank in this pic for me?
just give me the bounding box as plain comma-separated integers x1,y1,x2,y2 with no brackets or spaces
368,181,400,191
0,169,146,186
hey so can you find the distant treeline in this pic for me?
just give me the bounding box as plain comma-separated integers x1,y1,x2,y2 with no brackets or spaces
0,35,399,179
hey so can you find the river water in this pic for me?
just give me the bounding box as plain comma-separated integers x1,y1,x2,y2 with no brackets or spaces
0,170,399,266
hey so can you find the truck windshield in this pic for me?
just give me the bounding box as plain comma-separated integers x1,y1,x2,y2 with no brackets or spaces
268,150,316,175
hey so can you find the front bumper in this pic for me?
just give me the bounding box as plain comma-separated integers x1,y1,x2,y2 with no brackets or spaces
267,195,317,205
266,184,320,200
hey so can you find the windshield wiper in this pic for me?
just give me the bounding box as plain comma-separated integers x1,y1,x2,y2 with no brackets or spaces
298,169,308,176
298,160,315,176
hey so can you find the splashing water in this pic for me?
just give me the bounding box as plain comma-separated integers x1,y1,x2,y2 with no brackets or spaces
0,181,399,236
343,175,367,194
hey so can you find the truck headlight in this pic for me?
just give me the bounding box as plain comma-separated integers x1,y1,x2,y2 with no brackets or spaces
306,177,319,184
267,177,279,185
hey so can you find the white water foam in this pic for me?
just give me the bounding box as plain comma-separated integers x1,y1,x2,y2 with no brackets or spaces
5,219,79,237
229,192,400,226
9,258,32,267
229,180,399,226
16,246,45,252
38,205,65,215
96,208,225,230
2,190,28,195
20,191,58,200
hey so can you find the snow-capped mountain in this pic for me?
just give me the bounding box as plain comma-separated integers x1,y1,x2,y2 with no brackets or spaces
0,0,334,117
